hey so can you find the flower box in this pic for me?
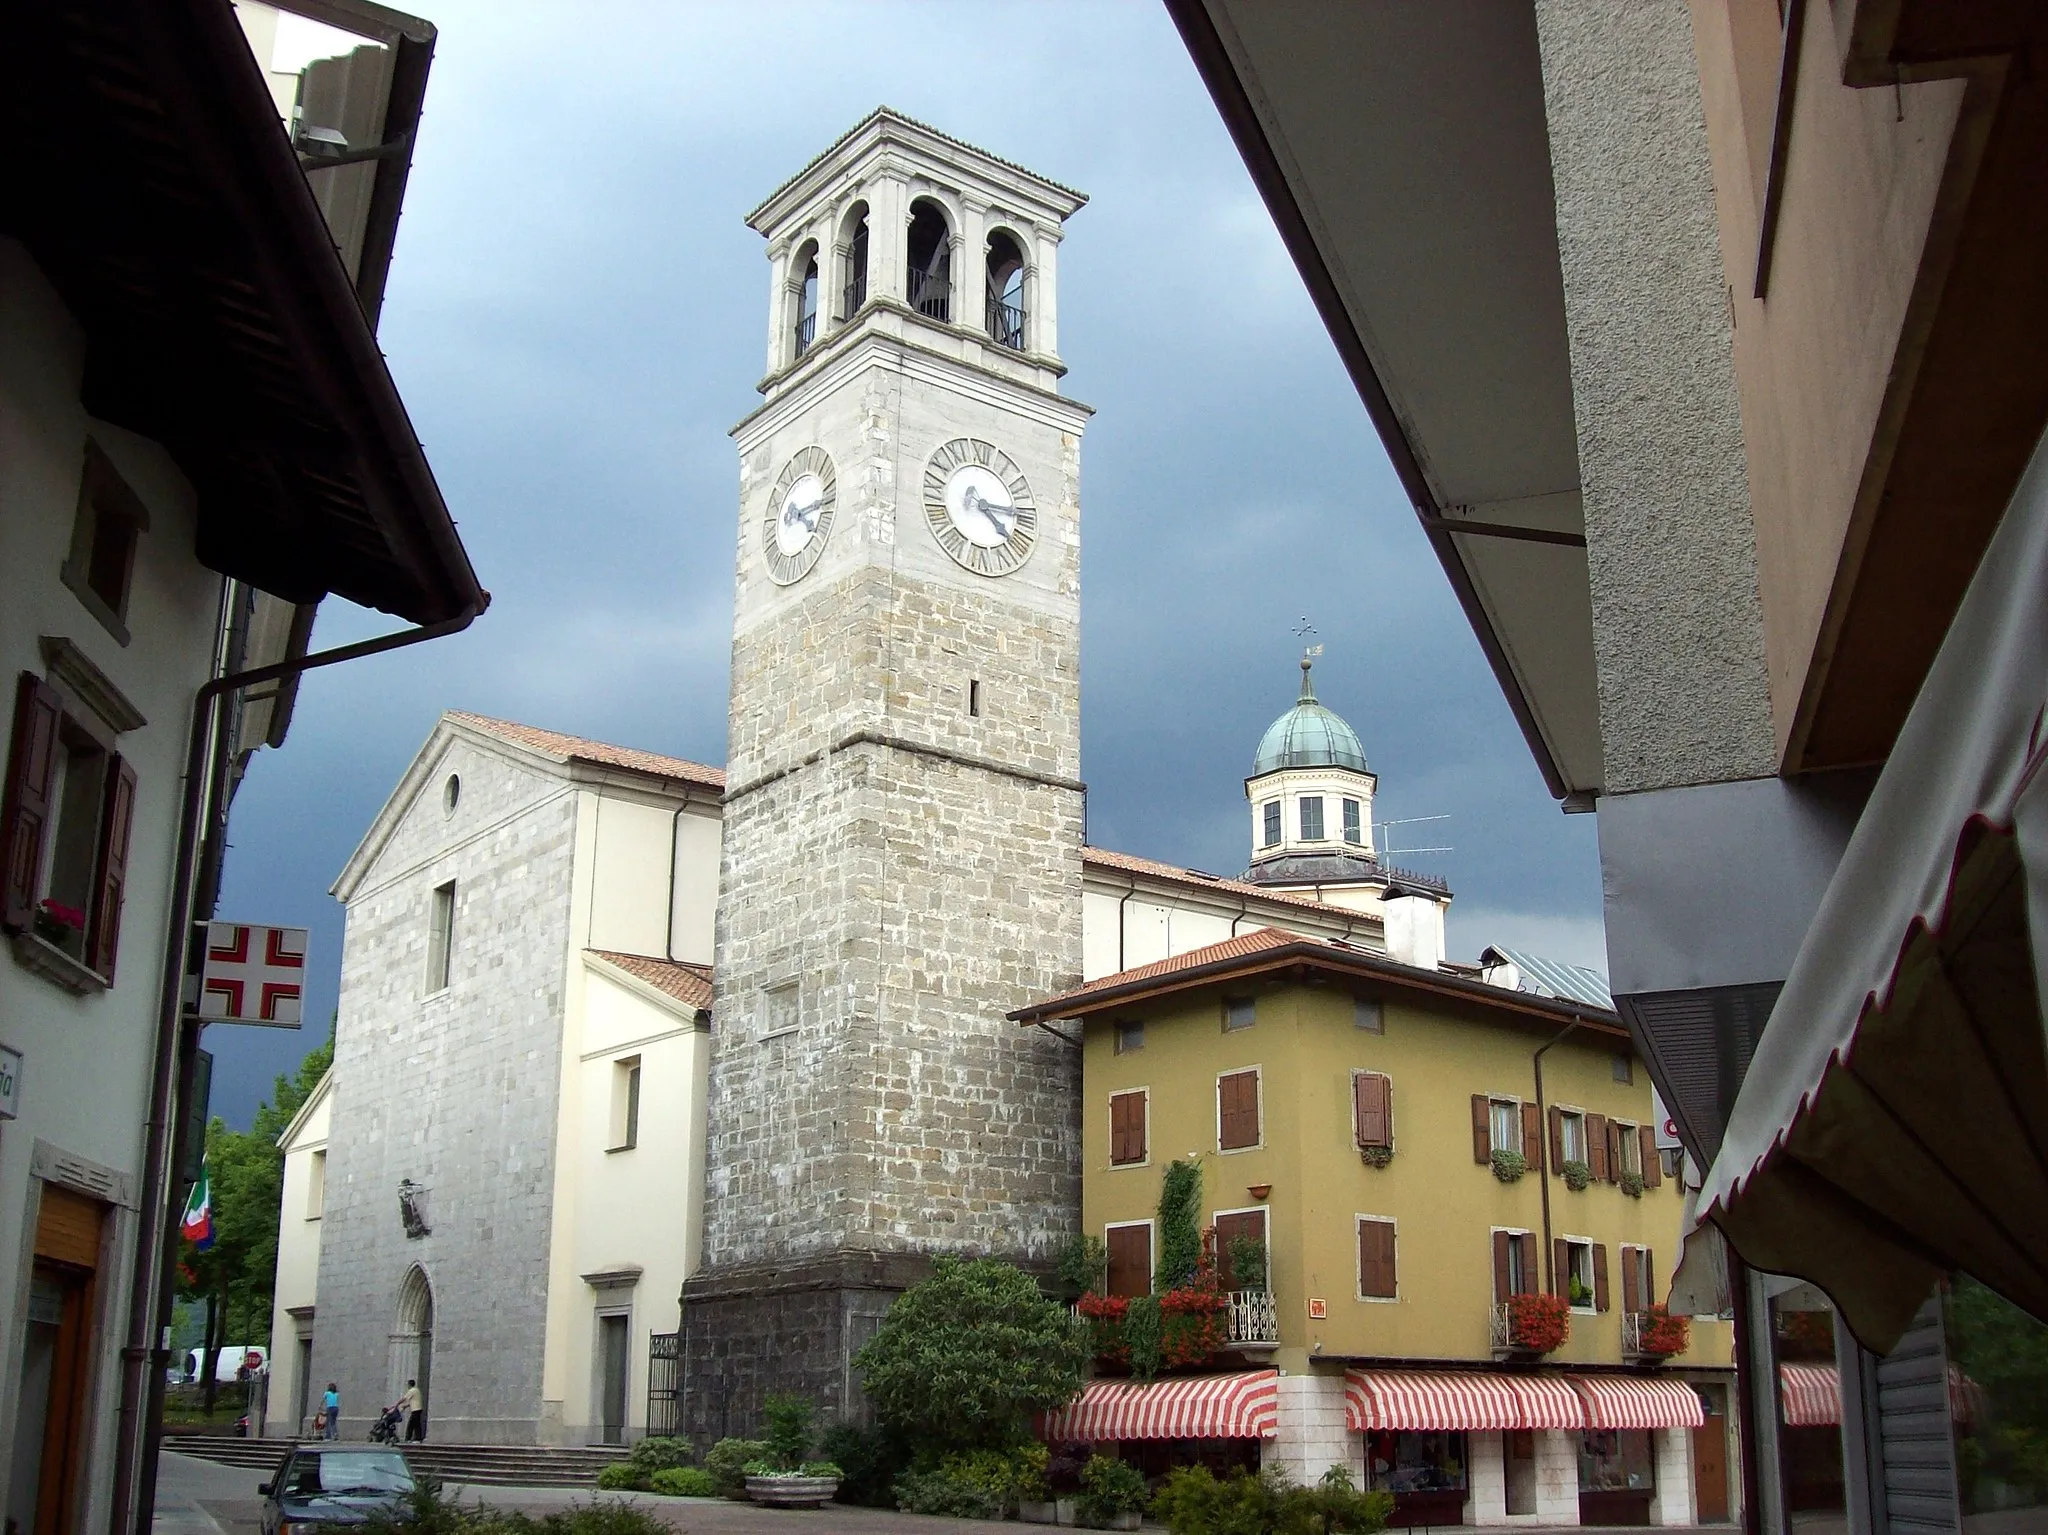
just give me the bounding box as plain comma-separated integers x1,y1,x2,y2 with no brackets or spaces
745,1474,840,1508
1504,1293,1570,1354
1635,1304,1690,1357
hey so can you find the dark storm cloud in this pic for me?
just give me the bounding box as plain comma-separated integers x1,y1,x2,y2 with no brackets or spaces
207,0,1603,1127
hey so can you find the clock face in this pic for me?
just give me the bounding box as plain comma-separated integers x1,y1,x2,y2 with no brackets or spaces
923,438,1037,577
762,447,836,585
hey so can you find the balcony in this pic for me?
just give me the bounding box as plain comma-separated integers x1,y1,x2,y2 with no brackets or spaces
986,294,1025,350
841,274,866,322
792,310,816,359
1622,1306,1688,1364
908,268,950,322
1491,1295,1569,1360
1228,1290,1279,1351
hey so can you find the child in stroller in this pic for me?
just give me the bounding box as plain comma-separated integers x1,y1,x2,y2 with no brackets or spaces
368,1402,405,1444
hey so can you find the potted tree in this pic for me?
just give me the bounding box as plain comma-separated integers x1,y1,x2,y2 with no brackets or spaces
743,1394,842,1508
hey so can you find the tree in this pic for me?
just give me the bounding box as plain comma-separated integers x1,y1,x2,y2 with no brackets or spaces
852,1257,1087,1451
179,1027,333,1410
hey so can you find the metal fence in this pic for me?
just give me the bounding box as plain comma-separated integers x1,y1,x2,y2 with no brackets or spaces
647,1331,680,1438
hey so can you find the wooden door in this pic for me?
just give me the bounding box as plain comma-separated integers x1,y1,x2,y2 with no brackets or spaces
17,1187,105,1535
1692,1390,1730,1523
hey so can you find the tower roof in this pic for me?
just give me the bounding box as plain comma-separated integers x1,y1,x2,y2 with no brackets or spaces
1252,656,1368,775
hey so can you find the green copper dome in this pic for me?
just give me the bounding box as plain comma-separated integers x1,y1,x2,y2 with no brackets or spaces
1253,658,1368,775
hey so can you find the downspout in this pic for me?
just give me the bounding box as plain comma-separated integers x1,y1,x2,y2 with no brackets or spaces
1532,1014,1584,1297
666,806,684,962
113,609,481,1535
1228,890,1249,938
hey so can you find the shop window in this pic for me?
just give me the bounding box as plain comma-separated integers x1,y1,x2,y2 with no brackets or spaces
1365,1429,1467,1509
1113,1018,1143,1055
1218,1068,1260,1151
1299,795,1324,841
1105,1222,1151,1298
1108,1090,1147,1166
1945,1275,2048,1529
1342,797,1362,844
1767,1280,1846,1521
1261,800,1280,847
1222,996,1255,1033
1578,1429,1657,1501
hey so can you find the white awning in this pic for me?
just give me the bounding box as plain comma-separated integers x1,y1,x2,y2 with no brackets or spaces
1693,427,2048,1351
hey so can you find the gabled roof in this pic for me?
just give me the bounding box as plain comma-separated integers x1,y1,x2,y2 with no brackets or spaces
446,714,725,791
586,950,712,1013
1012,926,1626,1040
274,1067,333,1152
1083,846,1395,924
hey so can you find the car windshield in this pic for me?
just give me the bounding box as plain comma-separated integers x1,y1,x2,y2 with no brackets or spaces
284,1452,414,1497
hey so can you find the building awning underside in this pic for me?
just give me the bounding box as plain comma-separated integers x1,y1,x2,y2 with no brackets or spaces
1040,1371,1279,1442
0,0,484,625
1343,1371,1702,1433
1691,427,2048,1354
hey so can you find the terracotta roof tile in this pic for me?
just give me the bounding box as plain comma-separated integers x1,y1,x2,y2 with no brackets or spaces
587,950,713,1012
449,713,725,790
1082,846,1383,922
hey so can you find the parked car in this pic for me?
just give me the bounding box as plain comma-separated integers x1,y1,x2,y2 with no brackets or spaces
259,1446,415,1534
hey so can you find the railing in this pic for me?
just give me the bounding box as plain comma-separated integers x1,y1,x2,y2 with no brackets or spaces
841,274,866,321
646,1331,680,1436
986,294,1025,350
1228,1290,1279,1348
1490,1302,1513,1353
1622,1308,1685,1361
908,268,951,322
792,310,816,359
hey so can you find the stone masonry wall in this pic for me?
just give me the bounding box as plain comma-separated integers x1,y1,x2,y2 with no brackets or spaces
313,735,576,1443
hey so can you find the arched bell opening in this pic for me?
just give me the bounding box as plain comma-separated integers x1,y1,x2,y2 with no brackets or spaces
791,239,819,359
907,199,952,322
985,229,1026,350
838,202,869,321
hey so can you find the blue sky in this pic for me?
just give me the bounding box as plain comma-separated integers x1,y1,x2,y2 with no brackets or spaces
207,0,1604,1127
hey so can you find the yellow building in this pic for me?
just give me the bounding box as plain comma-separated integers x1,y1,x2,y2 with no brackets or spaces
1014,927,1736,1529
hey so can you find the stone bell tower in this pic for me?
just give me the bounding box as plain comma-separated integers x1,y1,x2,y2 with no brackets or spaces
683,109,1090,1434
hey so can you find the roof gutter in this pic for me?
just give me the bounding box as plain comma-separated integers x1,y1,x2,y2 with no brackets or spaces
1162,0,1572,804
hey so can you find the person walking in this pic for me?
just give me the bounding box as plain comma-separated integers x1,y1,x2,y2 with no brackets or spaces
400,1379,425,1442
321,1383,340,1440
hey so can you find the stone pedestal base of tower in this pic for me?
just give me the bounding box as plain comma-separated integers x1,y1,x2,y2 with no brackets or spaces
677,1252,936,1445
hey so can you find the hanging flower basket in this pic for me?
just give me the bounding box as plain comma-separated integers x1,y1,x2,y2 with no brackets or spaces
1507,1292,1571,1354
1361,1144,1394,1169
1619,1170,1645,1199
1561,1159,1592,1191
1637,1304,1690,1356
1490,1149,1528,1184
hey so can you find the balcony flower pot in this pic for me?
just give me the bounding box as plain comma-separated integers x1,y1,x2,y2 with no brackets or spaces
1561,1159,1592,1191
745,1473,841,1509
1361,1144,1394,1169
1490,1148,1528,1184
1077,1291,1132,1370
1619,1170,1645,1199
1637,1304,1690,1357
1506,1292,1570,1354
1159,1281,1228,1367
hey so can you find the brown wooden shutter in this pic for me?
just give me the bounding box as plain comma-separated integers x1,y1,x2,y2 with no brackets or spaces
1553,1238,1570,1297
1109,1093,1129,1163
1639,1125,1661,1188
1472,1094,1492,1163
1355,1073,1391,1149
1548,1106,1564,1171
1219,1070,1259,1150
1521,1101,1542,1166
1641,1248,1656,1309
1110,1091,1146,1165
1620,1246,1640,1313
1360,1220,1396,1299
1593,1243,1610,1312
1106,1225,1151,1298
87,753,136,980
1492,1229,1512,1302
1516,1233,1540,1295
2,673,64,932
1608,1120,1625,1181
1586,1113,1609,1181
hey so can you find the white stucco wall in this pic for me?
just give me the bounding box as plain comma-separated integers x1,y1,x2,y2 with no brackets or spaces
265,1077,332,1436
0,236,224,1529
1080,868,1386,982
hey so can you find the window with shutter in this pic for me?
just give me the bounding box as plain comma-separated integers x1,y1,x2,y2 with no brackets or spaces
1490,1098,1520,1154
1493,1229,1513,1303
3,673,64,931
1593,1244,1611,1312
1358,1218,1397,1299
1616,1121,1642,1178
1548,1106,1564,1171
1561,1110,1588,1165
1638,1124,1661,1187
1354,1072,1392,1150
1520,1101,1542,1166
1515,1233,1539,1295
1214,1209,1267,1288
1586,1113,1609,1181
1471,1094,1493,1164
1621,1246,1641,1314
1218,1069,1260,1150
86,753,135,980
1109,1090,1147,1166
1105,1224,1151,1299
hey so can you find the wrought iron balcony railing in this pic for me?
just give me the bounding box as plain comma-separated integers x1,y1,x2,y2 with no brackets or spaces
841,275,866,322
793,311,816,359
908,268,951,322
986,295,1025,350
1229,1289,1279,1349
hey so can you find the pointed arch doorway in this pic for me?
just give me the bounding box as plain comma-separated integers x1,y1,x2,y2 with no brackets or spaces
388,1266,433,1436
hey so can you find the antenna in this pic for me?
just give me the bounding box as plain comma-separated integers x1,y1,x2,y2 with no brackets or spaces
1376,813,1453,859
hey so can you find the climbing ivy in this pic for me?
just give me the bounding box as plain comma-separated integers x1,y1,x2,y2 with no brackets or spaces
1154,1158,1204,1291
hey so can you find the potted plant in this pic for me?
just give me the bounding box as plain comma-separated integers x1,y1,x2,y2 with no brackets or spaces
1041,1442,1090,1526
1568,1275,1593,1309
1637,1303,1690,1356
33,898,85,948
1561,1158,1592,1191
1361,1143,1394,1168
1077,1291,1131,1369
1506,1292,1570,1354
1075,1454,1148,1530
743,1394,842,1508
1620,1169,1645,1198
1015,1442,1058,1524
1491,1148,1528,1184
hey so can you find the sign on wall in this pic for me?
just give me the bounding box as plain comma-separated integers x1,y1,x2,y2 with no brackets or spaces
1652,1088,1682,1150
0,1043,21,1120
198,923,306,1028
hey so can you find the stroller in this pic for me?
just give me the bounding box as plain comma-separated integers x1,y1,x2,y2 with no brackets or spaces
369,1403,405,1445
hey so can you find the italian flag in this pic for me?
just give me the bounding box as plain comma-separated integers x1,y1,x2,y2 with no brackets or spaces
181,1160,214,1251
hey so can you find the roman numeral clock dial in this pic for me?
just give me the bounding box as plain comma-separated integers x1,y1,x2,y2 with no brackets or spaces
923,438,1038,578
762,445,836,585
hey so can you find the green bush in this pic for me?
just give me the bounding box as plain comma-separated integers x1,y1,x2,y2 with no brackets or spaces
761,1392,817,1470
797,1462,843,1478
893,1464,1007,1520
592,1465,642,1492
366,1478,674,1535
1227,1233,1268,1293
818,1421,907,1507
625,1437,692,1476
702,1438,770,1499
889,1446,1044,1519
1150,1464,1392,1535
1490,1149,1528,1183
1075,1455,1149,1528
647,1467,716,1498
853,1257,1087,1451
1561,1158,1592,1191
1056,1234,1109,1296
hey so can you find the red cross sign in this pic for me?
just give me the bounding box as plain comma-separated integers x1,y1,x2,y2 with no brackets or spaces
198,922,307,1027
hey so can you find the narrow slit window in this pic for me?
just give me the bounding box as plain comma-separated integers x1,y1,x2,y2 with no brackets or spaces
610,1056,642,1151
968,679,981,718
1261,801,1281,848
426,880,455,993
1342,798,1362,844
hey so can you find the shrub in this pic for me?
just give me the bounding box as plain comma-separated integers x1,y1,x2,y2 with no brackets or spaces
1561,1159,1592,1191
625,1437,691,1477
1150,1464,1391,1535
1011,1441,1052,1503
1490,1149,1528,1183
592,1465,642,1492
1123,1294,1164,1379
818,1421,907,1507
761,1392,816,1470
1075,1455,1149,1527
702,1438,770,1498
365,1479,676,1535
853,1257,1088,1451
1046,1442,1092,1497
647,1467,716,1498
1056,1233,1109,1296
797,1462,843,1478
894,1464,1006,1520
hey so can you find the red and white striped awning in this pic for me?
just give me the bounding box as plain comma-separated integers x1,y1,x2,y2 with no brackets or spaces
1042,1371,1280,1441
1570,1375,1705,1430
1344,1371,1582,1432
1779,1364,1842,1427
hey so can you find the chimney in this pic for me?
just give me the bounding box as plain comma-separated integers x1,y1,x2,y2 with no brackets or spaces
1381,888,1445,971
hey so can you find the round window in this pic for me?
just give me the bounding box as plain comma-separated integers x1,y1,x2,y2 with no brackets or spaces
443,774,461,814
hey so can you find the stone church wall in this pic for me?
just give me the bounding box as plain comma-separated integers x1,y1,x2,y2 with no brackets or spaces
313,739,578,1443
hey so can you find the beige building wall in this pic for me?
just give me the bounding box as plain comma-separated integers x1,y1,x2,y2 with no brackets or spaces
266,1075,333,1437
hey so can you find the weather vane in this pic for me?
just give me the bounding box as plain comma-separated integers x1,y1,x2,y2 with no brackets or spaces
1293,616,1323,663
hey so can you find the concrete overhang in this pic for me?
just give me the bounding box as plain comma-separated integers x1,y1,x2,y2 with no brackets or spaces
1167,0,1600,804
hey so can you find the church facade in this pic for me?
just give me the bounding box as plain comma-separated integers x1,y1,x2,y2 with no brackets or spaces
274,111,1456,1449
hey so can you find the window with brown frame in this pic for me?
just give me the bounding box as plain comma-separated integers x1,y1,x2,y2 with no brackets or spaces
1358,1218,1397,1300
1353,1071,1393,1150
1109,1090,1147,1166
1218,1069,1260,1151
1492,1229,1540,1302
1105,1223,1151,1299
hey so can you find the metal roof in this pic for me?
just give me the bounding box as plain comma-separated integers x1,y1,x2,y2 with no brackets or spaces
1252,658,1369,775
1484,946,1613,1010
